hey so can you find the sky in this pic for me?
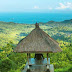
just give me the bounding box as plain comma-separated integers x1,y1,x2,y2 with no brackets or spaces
0,0,72,13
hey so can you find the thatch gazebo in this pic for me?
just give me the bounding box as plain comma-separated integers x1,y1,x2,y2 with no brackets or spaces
14,23,62,72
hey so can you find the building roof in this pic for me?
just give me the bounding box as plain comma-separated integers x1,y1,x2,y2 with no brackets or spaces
14,23,62,53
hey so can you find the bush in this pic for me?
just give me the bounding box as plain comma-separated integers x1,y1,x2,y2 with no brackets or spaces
19,64,25,70
0,58,17,72
8,53,27,67
8,69,21,72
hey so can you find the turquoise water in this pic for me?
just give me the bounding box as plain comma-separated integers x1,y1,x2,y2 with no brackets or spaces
0,13,72,24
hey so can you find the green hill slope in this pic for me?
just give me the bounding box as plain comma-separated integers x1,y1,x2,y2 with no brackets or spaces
0,21,72,72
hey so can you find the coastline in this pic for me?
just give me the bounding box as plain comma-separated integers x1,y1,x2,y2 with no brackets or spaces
0,19,72,25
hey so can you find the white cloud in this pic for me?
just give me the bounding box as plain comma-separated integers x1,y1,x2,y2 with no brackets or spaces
48,7,53,10
56,2,72,9
34,6,39,9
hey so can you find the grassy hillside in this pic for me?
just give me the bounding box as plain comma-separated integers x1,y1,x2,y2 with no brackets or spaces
0,21,72,72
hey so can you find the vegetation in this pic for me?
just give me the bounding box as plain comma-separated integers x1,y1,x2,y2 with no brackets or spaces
0,21,72,72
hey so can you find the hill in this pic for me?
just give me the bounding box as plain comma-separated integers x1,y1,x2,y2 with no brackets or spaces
0,19,72,72
43,19,72,24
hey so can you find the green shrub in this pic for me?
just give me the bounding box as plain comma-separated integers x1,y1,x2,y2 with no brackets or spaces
8,69,21,72
55,64,72,72
0,58,17,72
19,64,25,70
9,53,27,67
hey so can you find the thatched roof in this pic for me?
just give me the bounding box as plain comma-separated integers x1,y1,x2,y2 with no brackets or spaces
14,23,62,53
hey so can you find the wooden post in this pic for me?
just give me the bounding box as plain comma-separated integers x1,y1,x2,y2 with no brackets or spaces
27,53,29,65
46,53,50,72
47,53,48,64
29,53,30,58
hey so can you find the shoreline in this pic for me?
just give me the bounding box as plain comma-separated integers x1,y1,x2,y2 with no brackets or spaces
0,19,72,24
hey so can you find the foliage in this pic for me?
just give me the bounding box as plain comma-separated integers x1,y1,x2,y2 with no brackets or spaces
0,22,72,72
0,58,17,72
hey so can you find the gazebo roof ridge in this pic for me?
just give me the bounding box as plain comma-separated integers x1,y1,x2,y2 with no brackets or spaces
35,22,39,28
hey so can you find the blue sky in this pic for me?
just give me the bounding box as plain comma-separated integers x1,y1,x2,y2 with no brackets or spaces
0,0,72,13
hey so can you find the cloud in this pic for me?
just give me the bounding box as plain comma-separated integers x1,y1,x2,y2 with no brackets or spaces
34,6,39,9
48,7,53,10
56,2,72,9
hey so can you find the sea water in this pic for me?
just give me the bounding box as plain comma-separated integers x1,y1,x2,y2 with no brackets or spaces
0,12,72,24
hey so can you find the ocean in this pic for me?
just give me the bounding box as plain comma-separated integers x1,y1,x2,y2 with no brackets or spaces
0,13,72,24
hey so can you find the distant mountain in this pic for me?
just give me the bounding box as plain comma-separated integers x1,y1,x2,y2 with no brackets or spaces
45,19,72,24
61,19,72,24
47,21,55,24
0,21,15,24
0,19,72,25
